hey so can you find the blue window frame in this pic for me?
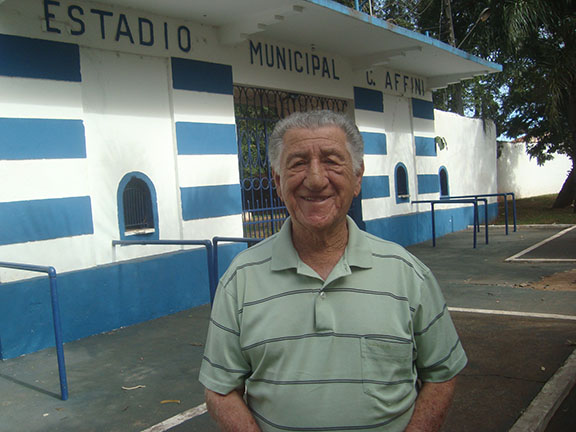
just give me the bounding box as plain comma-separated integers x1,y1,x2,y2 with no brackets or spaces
117,172,159,240
395,162,410,203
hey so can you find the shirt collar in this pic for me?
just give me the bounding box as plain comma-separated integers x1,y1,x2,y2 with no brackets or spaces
271,216,373,272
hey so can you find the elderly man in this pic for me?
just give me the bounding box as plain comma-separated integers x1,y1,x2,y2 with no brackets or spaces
199,110,467,431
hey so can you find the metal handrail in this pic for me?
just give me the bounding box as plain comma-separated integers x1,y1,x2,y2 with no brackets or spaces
444,193,517,234
111,239,215,306
0,262,68,400
412,198,489,248
212,237,263,304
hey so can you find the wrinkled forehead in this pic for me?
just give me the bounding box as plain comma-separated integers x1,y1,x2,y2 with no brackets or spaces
281,126,349,153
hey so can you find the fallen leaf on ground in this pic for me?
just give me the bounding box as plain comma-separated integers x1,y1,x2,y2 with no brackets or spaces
122,385,146,391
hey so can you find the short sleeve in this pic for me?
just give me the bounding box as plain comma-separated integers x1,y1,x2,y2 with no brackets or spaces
413,269,467,382
199,277,251,395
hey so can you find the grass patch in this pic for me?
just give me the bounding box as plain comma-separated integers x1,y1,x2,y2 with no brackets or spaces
494,194,576,225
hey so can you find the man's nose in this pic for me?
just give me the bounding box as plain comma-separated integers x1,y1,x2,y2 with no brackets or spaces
304,160,328,190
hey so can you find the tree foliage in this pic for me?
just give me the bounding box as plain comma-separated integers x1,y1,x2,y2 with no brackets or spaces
334,0,576,207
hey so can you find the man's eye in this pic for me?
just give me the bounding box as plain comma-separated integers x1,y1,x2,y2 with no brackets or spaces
290,160,305,168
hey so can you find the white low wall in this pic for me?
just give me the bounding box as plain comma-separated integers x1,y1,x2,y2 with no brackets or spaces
497,142,572,199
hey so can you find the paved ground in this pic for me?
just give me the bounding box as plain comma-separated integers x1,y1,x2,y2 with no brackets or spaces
1,225,575,432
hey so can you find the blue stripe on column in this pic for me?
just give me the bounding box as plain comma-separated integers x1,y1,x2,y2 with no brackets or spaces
171,57,233,95
354,87,383,112
176,122,237,155
0,34,81,82
417,174,440,194
362,132,387,155
415,136,437,156
362,175,390,199
0,118,86,160
412,98,435,120
0,197,94,246
181,184,242,220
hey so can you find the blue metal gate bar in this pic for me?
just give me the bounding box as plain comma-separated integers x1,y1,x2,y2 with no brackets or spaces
0,261,68,400
212,236,263,304
412,198,489,248
445,193,517,234
111,239,215,307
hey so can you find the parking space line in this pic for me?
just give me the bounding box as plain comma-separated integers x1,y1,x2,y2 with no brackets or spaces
449,307,576,321
140,403,207,432
505,225,576,262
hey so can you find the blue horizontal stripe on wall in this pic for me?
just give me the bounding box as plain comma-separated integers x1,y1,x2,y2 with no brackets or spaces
417,174,440,195
362,175,390,199
415,136,436,156
0,118,86,160
412,98,435,120
0,242,246,359
362,132,387,155
176,122,237,155
365,202,498,247
354,87,384,112
181,184,242,220
0,34,81,82
171,57,233,95
0,197,94,245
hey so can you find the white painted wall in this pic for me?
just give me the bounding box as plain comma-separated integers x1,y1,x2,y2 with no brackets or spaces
497,142,572,198
0,0,500,284
434,110,498,200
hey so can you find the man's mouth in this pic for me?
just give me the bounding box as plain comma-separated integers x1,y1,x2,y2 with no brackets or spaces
303,196,328,202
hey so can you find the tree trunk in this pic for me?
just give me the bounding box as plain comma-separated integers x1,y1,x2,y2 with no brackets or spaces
552,163,576,209
451,83,464,115
443,0,456,47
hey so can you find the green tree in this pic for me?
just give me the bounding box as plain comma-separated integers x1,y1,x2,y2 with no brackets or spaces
337,0,576,209
491,0,576,208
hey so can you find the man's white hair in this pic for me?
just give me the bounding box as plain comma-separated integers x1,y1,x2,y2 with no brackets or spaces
269,110,364,174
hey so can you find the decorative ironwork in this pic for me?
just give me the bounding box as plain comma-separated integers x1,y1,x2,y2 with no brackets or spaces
234,86,348,238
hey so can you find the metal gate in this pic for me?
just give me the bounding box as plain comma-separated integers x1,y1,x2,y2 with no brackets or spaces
234,86,348,238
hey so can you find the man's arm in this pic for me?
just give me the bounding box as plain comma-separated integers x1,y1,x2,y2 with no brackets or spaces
205,388,261,432
404,377,457,432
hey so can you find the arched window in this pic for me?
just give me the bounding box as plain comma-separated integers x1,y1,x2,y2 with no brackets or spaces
439,166,449,197
395,163,410,203
117,172,159,239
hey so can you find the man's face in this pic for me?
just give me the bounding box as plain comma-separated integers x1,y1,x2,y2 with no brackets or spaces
273,126,363,236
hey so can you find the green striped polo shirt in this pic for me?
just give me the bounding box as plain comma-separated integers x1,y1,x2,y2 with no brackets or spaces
199,217,467,431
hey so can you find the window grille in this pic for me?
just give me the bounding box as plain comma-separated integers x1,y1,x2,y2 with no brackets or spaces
122,177,155,234
395,164,409,200
439,168,449,197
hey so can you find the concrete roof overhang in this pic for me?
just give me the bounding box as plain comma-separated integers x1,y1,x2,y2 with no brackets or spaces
94,0,502,90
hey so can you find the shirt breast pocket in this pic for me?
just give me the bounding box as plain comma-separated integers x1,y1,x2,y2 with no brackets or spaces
360,337,415,404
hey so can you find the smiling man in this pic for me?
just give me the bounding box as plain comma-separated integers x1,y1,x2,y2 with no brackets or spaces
199,110,467,431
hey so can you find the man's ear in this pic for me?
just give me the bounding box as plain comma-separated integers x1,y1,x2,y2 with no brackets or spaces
272,168,284,201
354,161,364,197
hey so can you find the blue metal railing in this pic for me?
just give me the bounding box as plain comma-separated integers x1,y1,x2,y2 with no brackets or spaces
212,237,263,302
444,193,517,234
0,262,68,401
112,238,268,305
111,239,215,302
412,198,489,248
